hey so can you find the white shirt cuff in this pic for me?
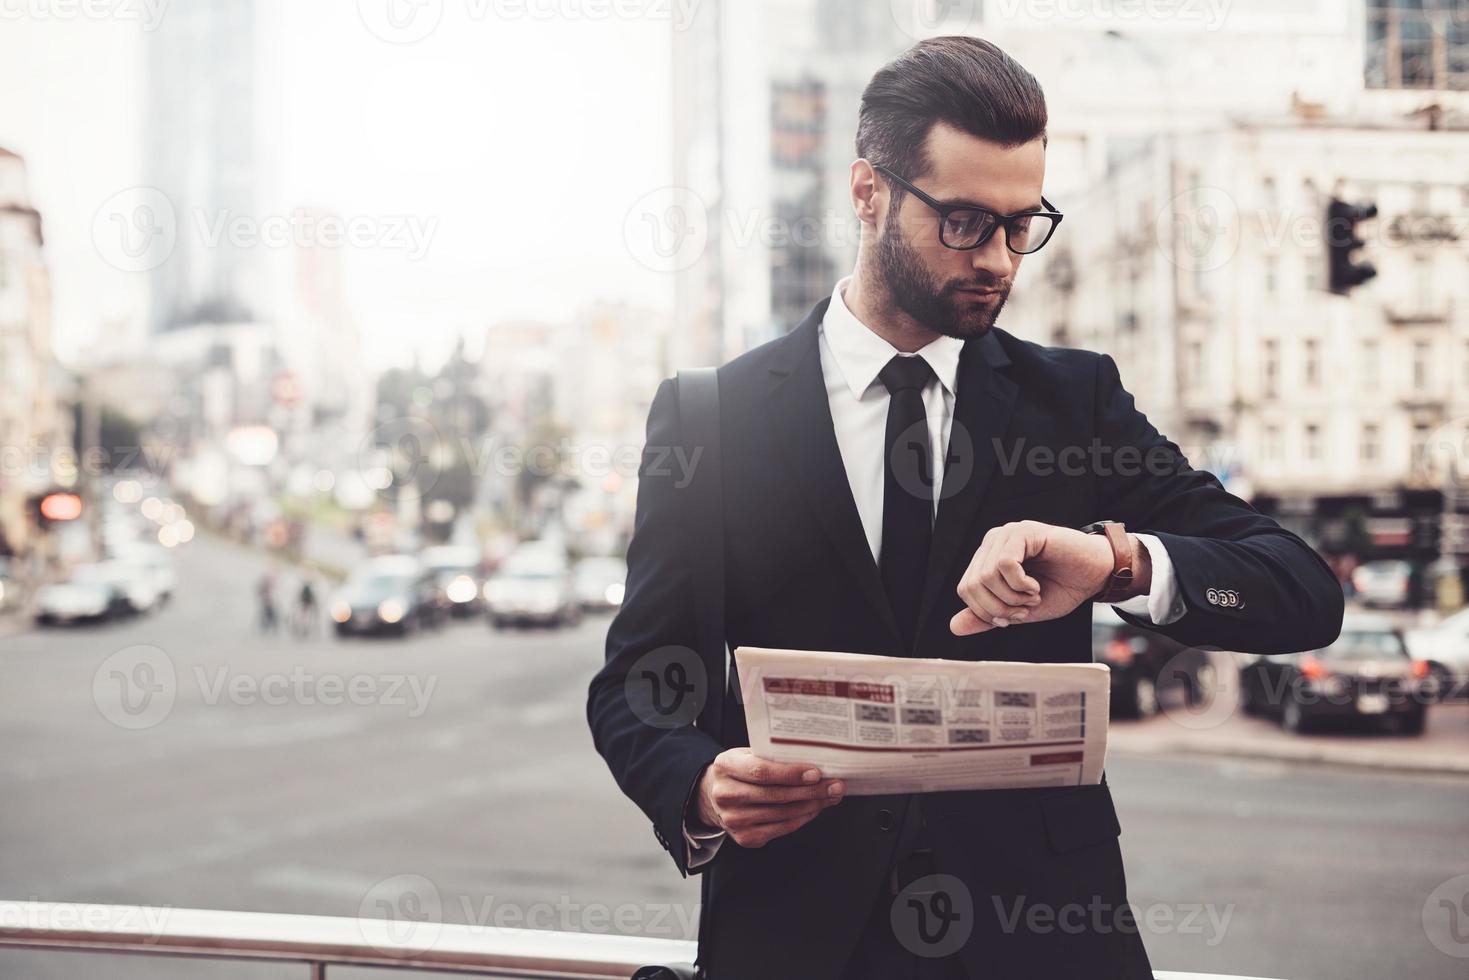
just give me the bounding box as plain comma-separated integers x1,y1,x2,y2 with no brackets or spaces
683,821,727,869
1111,533,1185,625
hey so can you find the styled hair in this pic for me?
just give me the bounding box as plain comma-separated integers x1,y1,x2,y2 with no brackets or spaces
856,36,1048,188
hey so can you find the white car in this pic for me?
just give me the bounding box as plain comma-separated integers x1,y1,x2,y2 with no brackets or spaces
74,561,165,614
1406,606,1469,699
111,546,178,605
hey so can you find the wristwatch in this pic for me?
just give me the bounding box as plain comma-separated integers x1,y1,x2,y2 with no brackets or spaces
1080,520,1134,604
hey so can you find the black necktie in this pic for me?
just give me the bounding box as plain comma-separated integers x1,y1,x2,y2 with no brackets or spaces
878,354,937,651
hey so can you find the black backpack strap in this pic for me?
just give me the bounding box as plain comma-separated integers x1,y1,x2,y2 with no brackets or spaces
675,367,726,742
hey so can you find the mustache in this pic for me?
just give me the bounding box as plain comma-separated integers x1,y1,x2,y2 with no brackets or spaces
945,278,1011,293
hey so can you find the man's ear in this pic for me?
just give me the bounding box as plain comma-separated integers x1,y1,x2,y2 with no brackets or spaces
850,159,882,227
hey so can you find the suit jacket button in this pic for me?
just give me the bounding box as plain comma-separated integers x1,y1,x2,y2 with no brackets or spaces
876,809,896,832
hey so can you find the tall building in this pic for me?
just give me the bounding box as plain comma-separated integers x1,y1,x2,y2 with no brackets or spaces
0,148,71,555
145,0,263,333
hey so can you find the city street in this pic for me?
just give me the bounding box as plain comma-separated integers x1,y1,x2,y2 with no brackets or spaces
2,533,1467,980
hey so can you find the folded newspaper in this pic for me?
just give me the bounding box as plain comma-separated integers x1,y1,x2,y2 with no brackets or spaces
733,646,1110,795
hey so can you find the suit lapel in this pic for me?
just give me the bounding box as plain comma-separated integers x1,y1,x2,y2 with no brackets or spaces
913,330,1019,643
765,299,904,650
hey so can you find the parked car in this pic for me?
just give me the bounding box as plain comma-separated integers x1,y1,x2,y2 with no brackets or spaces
330,556,447,637
1091,605,1213,718
420,545,485,617
110,545,178,606
1238,613,1431,734
33,564,140,625
484,549,581,629
1350,559,1412,609
572,556,627,611
1406,605,1469,701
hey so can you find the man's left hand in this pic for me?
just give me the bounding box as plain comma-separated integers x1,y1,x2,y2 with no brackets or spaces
949,521,1151,636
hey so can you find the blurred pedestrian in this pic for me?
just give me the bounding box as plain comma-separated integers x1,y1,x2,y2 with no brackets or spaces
256,572,278,634
293,576,318,638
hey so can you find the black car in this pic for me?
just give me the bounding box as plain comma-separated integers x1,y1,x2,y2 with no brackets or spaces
329,557,448,637
1092,605,1213,719
1237,614,1430,735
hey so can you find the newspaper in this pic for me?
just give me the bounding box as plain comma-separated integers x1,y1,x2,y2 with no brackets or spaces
733,646,1110,795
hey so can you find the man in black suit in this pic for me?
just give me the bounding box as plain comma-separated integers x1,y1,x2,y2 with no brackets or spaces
589,36,1343,980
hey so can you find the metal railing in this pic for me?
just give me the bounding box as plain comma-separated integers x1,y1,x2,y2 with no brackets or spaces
0,900,1282,979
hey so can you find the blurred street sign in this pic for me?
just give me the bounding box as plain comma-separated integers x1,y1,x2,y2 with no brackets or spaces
271,370,302,409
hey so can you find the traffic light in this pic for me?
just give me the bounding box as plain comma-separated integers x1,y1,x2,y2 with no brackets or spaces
1325,197,1378,295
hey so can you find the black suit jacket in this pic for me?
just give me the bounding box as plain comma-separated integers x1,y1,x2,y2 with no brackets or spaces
588,297,1344,979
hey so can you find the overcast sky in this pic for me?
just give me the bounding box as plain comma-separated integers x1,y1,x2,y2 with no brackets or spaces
0,0,675,370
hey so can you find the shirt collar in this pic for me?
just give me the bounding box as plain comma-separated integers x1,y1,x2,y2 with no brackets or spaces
819,277,965,401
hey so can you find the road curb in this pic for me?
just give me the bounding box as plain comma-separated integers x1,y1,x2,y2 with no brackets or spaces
1111,731,1469,777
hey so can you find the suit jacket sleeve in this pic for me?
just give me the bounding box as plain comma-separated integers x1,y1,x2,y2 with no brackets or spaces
587,376,725,877
1093,353,1344,654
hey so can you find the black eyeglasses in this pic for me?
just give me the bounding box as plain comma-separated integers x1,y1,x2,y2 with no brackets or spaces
874,164,1063,254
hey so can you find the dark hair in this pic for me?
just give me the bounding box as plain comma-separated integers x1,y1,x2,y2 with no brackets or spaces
857,36,1048,188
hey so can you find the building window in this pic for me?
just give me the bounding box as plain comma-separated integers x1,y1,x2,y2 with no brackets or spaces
1413,340,1432,389
1366,0,1469,90
1304,423,1322,462
1361,422,1380,463
1263,339,1280,397
1186,340,1204,385
1303,338,1321,387
1263,423,1282,463
1363,339,1381,389
1264,253,1278,296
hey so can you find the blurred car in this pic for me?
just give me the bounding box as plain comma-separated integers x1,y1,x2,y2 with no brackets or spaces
484,549,581,629
1238,613,1430,734
1406,606,1469,701
1091,605,1213,718
110,546,178,606
0,556,17,612
33,563,146,625
1350,559,1412,609
420,545,485,617
572,556,627,611
330,556,447,637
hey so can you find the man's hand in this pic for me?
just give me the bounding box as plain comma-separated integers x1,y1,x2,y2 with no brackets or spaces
949,520,1151,636
692,747,845,849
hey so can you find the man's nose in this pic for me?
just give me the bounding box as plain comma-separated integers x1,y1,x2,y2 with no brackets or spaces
969,232,1014,282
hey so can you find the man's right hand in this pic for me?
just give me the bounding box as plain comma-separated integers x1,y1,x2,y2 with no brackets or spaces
692,747,845,849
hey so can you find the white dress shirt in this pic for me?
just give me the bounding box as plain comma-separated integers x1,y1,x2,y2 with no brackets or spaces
684,277,1183,866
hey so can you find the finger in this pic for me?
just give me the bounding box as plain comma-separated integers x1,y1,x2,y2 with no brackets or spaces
723,753,824,787
722,797,830,831
720,778,844,806
979,560,1039,609
950,606,995,636
961,580,1025,626
996,556,1041,598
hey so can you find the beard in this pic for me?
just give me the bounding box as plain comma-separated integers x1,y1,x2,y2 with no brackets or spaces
874,205,1011,339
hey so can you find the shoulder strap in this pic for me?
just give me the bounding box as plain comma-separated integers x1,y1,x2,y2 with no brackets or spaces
675,367,726,741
